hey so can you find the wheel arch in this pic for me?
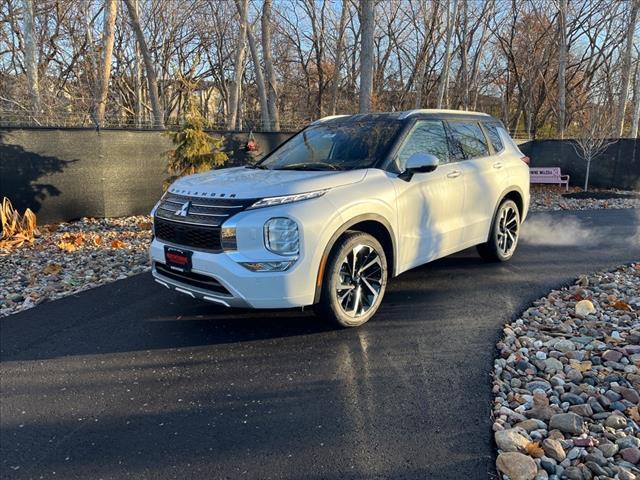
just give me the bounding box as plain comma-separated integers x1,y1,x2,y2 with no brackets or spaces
313,214,397,304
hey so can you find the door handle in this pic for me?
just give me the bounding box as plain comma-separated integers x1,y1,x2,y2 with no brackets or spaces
447,170,461,178
493,162,503,169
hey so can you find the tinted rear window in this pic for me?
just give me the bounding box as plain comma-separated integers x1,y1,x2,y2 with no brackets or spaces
483,123,504,153
447,122,489,159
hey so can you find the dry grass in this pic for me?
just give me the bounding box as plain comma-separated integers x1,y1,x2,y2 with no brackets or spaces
0,197,39,251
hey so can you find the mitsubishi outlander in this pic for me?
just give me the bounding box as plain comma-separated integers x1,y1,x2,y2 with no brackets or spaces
149,110,529,327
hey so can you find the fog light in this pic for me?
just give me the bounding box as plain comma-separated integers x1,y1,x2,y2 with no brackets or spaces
264,218,299,255
240,260,296,272
221,227,237,251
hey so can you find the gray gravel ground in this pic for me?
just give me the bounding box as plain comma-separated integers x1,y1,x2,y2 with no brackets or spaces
493,263,640,480
0,216,151,317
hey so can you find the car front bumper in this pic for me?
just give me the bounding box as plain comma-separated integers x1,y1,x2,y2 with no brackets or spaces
149,239,316,309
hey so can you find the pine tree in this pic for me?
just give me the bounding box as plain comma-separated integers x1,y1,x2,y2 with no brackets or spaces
165,97,228,187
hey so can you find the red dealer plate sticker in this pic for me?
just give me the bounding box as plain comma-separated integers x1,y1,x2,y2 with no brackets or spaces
164,246,192,272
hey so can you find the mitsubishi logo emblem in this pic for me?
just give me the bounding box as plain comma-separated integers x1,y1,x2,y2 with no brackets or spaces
175,201,191,217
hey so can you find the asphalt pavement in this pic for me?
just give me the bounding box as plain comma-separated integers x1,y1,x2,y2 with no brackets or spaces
1,209,639,480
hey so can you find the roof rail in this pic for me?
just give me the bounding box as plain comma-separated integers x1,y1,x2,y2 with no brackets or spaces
398,109,490,120
311,114,350,125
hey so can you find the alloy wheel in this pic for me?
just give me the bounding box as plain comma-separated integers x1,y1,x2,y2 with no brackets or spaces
336,244,383,317
496,204,519,256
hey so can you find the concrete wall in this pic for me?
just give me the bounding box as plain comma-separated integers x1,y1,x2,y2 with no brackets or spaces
0,128,293,223
520,138,639,190
1,129,638,224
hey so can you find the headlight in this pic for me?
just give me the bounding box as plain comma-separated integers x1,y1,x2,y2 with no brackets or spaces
248,190,327,209
264,218,299,255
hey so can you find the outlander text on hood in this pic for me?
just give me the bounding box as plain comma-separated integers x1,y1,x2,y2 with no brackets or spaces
150,110,530,327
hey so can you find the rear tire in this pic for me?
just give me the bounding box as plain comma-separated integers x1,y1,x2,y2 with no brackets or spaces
315,231,388,327
477,199,520,262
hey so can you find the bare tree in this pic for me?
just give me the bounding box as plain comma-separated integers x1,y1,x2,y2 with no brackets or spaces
632,49,640,138
329,0,349,115
123,0,164,128
234,0,269,130
93,0,118,127
227,0,248,130
261,0,279,129
359,0,374,113
571,105,618,191
21,0,39,115
557,0,567,138
436,0,458,109
615,0,639,136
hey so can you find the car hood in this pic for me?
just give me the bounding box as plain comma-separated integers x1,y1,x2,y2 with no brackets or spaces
168,166,367,199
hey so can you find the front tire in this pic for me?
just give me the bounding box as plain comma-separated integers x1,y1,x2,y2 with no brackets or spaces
477,199,520,262
315,231,388,327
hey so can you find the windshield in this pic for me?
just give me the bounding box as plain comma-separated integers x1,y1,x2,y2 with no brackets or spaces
256,119,402,171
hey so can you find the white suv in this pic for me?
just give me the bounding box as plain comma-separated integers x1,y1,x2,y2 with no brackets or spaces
150,110,529,327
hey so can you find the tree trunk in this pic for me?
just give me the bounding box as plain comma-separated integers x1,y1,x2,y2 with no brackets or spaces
93,0,118,128
132,0,142,127
228,0,248,130
358,0,375,113
632,62,640,138
22,0,40,116
123,0,164,128
261,0,279,130
584,157,591,191
330,0,349,115
235,0,269,131
436,0,458,109
557,0,567,138
615,0,639,136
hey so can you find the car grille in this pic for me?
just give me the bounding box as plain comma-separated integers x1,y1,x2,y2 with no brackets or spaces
154,192,256,227
155,263,231,295
154,218,221,251
153,193,257,251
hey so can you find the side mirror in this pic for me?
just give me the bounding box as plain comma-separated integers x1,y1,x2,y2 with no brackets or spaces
399,152,439,181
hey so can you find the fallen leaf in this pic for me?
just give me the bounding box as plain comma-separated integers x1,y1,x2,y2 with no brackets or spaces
110,239,125,249
43,263,62,275
612,300,632,311
524,441,544,458
57,241,77,252
92,236,102,246
569,360,592,372
628,406,640,422
138,221,152,231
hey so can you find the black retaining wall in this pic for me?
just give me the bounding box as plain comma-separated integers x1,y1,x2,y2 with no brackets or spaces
1,128,638,224
0,128,293,224
520,138,639,190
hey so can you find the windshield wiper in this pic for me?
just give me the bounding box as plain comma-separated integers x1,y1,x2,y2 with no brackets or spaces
245,164,269,170
274,162,344,171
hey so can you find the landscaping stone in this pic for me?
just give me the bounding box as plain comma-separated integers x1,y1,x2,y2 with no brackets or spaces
495,429,530,452
529,185,640,212
492,263,640,479
621,447,640,464
542,438,566,462
549,413,584,435
496,452,537,480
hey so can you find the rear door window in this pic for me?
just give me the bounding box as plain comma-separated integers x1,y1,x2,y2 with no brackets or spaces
446,122,490,160
483,123,504,153
397,120,450,168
